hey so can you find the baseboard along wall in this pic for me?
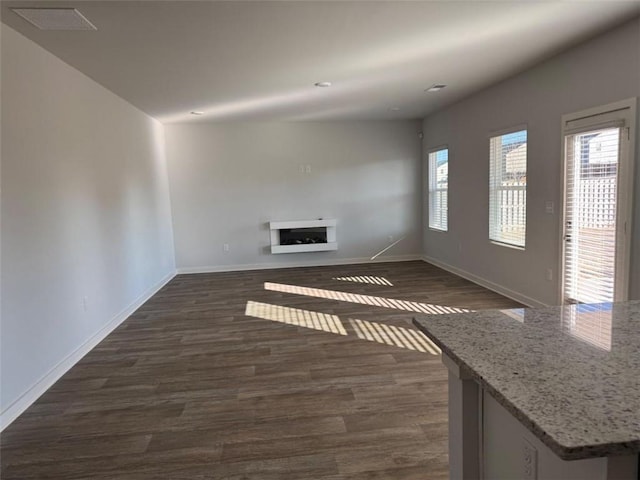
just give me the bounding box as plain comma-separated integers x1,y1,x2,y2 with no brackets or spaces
0,271,176,431
176,254,423,274
421,255,547,308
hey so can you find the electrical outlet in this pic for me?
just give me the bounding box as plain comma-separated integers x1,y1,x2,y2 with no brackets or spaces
546,268,553,281
299,165,305,173
523,438,538,480
223,243,230,252
305,164,312,173
388,235,394,243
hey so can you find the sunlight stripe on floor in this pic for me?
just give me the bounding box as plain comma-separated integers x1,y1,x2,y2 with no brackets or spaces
245,300,440,354
333,275,394,286
349,319,440,355
264,282,470,315
245,301,347,335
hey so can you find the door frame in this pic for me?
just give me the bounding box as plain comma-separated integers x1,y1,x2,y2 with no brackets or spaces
558,98,637,305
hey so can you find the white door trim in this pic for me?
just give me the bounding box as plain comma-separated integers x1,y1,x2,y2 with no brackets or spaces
558,98,637,304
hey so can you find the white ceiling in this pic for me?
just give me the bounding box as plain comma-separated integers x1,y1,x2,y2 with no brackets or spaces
2,1,639,123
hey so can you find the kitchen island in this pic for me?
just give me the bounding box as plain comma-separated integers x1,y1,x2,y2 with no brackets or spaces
413,301,640,480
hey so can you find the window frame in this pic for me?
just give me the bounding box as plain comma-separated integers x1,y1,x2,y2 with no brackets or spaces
427,146,449,232
488,126,528,249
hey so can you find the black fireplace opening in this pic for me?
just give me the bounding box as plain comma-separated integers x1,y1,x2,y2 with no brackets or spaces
280,227,327,245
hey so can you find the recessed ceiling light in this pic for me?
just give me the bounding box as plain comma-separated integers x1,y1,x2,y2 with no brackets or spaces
425,84,447,92
314,82,332,88
389,107,401,112
190,111,204,116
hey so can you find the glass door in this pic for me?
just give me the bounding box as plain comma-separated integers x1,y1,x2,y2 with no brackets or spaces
563,127,621,303
561,108,632,304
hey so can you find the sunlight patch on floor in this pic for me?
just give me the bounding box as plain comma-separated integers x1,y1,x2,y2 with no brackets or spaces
333,275,394,286
244,300,439,354
349,318,441,355
263,282,470,315
245,300,348,335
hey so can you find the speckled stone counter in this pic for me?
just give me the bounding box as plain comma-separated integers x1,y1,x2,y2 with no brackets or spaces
413,301,640,461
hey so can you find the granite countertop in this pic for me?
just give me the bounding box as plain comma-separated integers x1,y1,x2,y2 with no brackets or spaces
413,301,640,460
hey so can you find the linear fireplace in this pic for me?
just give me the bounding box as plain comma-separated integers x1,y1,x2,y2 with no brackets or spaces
279,227,327,245
269,219,337,254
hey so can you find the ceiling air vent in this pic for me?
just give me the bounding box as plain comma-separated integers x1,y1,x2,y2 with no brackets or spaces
11,8,97,30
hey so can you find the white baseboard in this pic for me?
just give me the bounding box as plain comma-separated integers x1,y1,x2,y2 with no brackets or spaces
0,270,176,431
176,254,423,274
421,255,547,308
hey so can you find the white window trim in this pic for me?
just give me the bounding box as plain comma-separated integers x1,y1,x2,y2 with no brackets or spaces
487,124,528,139
427,145,449,232
488,126,528,249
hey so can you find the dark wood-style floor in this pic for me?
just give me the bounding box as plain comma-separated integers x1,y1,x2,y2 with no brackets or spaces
1,261,521,479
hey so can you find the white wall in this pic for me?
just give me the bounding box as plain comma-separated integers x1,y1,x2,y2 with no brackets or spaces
165,122,422,271
422,17,640,306
0,25,176,425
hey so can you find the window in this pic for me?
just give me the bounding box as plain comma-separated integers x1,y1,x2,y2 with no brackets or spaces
489,129,527,247
428,148,448,231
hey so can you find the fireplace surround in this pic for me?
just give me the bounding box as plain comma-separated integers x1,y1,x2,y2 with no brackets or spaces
269,219,337,254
